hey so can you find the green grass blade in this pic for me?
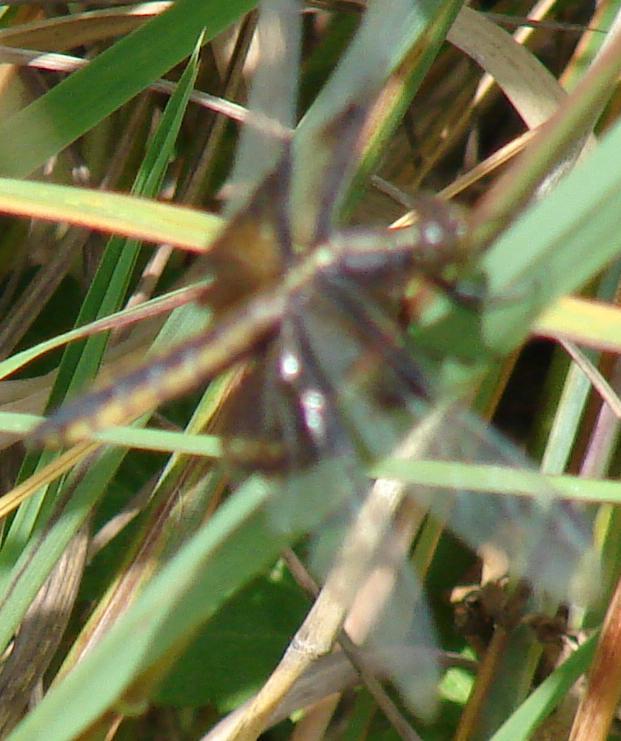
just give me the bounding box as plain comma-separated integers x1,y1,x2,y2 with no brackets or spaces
6,478,292,741
0,282,210,381
0,39,204,626
0,179,221,248
0,0,256,178
491,634,597,741
481,114,621,355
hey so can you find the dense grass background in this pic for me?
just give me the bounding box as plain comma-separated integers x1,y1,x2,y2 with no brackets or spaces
1,1,621,739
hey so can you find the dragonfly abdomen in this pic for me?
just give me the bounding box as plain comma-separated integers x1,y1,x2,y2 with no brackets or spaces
34,289,289,447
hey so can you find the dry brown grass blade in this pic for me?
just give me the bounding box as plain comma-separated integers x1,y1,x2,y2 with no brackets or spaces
0,442,99,521
282,547,421,741
0,2,172,51
471,10,621,246
0,46,251,124
390,6,579,228
569,574,621,740
449,6,566,128
217,482,415,739
0,526,89,735
204,648,477,740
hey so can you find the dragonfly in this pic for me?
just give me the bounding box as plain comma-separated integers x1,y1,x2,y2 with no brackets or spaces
32,0,595,723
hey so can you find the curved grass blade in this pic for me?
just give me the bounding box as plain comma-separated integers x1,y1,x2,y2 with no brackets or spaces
0,0,257,178
18,2,606,735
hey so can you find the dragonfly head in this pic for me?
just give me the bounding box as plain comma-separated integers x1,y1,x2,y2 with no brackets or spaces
394,195,470,275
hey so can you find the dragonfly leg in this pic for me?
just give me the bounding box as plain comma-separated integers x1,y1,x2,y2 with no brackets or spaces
427,274,487,310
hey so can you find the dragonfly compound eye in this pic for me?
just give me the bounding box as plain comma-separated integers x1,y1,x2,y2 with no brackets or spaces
413,197,469,270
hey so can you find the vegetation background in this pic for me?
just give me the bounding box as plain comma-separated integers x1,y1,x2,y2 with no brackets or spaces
0,0,621,739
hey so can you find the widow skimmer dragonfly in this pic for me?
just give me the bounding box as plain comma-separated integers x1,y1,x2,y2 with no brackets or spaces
31,0,596,723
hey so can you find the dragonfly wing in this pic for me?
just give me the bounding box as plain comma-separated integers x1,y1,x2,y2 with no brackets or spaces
201,163,293,311
255,308,441,718
191,0,302,307
291,0,437,243
290,273,596,606
226,0,300,215
419,408,598,604
264,309,363,522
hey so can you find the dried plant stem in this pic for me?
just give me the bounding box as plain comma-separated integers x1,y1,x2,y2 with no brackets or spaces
225,482,411,739
282,548,421,741
569,574,621,740
454,626,511,741
210,412,443,740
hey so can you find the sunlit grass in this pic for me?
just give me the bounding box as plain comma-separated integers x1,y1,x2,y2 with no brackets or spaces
1,2,621,739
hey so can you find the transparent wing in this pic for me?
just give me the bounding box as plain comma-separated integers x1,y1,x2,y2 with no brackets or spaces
210,258,596,717
257,308,441,718
226,0,300,215
276,271,597,607
292,0,439,243
202,0,301,306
